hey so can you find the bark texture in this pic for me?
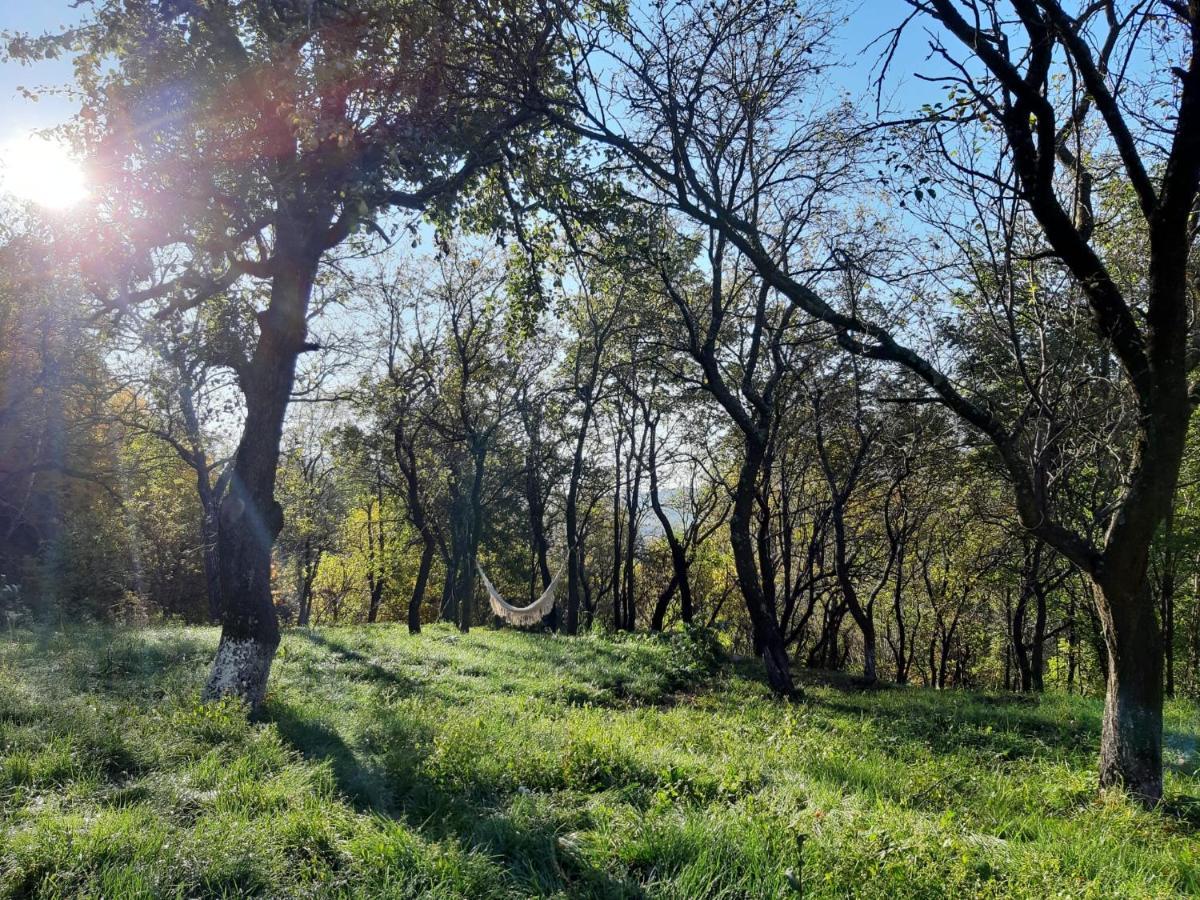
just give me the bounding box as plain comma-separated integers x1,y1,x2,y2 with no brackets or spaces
202,244,318,709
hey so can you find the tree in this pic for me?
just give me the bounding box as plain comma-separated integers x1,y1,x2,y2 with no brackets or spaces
335,426,394,624
0,225,136,620
809,359,887,683
879,407,942,686
639,402,729,632
541,0,1199,805
428,251,528,630
560,254,624,633
110,311,239,621
515,379,561,615
276,421,343,628
657,252,806,695
1006,535,1072,693
26,0,566,706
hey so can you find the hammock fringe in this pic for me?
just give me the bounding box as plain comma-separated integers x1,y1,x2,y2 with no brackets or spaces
477,562,564,627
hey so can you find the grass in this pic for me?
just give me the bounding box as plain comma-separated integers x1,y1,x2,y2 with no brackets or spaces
0,624,1196,899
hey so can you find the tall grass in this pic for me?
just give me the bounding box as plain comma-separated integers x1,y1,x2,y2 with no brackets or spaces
0,624,1195,898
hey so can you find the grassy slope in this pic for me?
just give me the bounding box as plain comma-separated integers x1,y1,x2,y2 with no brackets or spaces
0,625,1196,899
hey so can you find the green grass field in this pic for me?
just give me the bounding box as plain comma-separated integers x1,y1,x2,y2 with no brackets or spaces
0,624,1197,898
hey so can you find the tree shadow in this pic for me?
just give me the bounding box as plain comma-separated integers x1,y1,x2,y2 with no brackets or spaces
265,648,647,898
291,629,417,692
738,657,1199,805
731,655,1103,759
268,701,397,813
820,691,1100,761
1165,729,1200,780
1160,795,1200,830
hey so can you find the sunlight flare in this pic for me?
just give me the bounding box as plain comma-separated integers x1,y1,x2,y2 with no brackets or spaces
0,133,88,209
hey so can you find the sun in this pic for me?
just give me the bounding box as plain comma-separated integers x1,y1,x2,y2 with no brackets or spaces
0,134,89,210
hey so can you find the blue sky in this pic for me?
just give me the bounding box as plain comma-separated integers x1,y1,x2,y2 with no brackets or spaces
0,0,954,444
0,0,84,133
0,1,944,143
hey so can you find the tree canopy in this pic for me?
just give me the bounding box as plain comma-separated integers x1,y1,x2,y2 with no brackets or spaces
1,0,1197,810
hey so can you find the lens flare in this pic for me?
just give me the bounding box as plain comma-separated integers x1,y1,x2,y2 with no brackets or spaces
0,134,88,210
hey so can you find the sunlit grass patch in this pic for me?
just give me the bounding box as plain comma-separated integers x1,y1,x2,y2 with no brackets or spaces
0,623,1195,898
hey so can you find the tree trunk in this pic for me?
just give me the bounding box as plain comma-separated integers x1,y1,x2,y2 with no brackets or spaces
297,547,320,627
611,429,623,632
565,503,581,634
927,635,937,689
731,443,795,696
523,424,552,593
831,506,876,683
1004,632,1012,692
1012,539,1047,693
450,538,472,631
1093,575,1164,805
440,551,459,624
1031,583,1048,693
580,550,595,629
564,401,593,635
466,447,486,630
392,421,435,635
1162,573,1175,700
1012,584,1033,693
295,556,309,628
938,626,954,689
408,539,435,634
649,573,679,632
1066,586,1078,694
1160,506,1177,699
622,440,641,631
452,446,487,633
203,250,318,710
1189,569,1200,698
367,581,384,624
198,486,222,623
809,599,846,672
891,565,909,684
366,499,383,624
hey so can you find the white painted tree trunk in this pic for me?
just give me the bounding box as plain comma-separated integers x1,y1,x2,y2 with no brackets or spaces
202,636,276,709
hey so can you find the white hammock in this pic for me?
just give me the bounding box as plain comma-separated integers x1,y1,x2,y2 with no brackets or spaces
477,561,564,627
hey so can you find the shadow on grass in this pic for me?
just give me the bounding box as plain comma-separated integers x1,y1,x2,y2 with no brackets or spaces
315,627,714,711
3,626,216,701
378,743,646,898
735,655,1200,807
291,629,417,691
268,702,396,813
268,637,647,898
1161,795,1200,830
732,655,1103,760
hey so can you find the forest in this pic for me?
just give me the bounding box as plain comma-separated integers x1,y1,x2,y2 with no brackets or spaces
0,0,1198,896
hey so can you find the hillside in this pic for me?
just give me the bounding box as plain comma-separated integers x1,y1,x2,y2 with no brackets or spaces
0,626,1196,899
